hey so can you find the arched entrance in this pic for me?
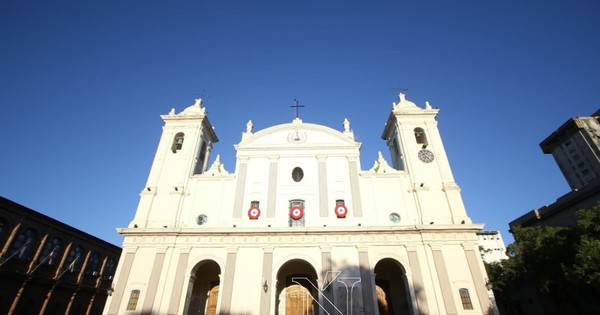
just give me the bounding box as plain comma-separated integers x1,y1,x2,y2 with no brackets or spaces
374,258,412,315
276,259,318,315
183,260,221,315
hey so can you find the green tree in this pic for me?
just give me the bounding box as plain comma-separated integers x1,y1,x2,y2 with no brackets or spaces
571,205,600,288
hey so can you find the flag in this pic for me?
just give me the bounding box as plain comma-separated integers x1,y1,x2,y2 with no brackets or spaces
17,241,29,259
67,254,80,272
30,246,58,274
47,246,57,265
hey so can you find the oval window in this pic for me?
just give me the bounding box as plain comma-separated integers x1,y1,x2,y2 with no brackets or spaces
292,167,304,182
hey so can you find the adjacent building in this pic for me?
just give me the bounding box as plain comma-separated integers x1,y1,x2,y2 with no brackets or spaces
476,231,508,264
0,196,121,315
105,94,495,315
511,110,600,230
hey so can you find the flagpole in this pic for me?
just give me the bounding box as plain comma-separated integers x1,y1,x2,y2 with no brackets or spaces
30,246,57,274
58,255,79,280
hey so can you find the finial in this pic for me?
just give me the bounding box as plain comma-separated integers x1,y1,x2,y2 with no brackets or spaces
399,93,406,102
194,98,203,107
246,120,253,133
425,101,432,109
169,108,176,115
343,118,350,132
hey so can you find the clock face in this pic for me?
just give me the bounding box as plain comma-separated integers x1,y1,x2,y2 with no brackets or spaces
418,149,435,163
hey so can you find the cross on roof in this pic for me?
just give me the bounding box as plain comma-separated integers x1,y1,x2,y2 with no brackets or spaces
290,99,305,118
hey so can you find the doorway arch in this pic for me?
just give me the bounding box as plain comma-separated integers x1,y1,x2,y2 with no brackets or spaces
374,258,412,315
276,259,319,315
183,260,221,315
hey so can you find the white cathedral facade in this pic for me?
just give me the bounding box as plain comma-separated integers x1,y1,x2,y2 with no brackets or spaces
104,94,495,315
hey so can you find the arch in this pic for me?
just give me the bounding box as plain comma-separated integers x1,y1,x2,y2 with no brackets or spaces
85,251,101,275
8,227,38,260
374,258,413,315
38,236,63,266
172,132,185,153
65,245,85,271
414,128,428,147
183,259,221,315
275,259,319,315
102,257,117,280
194,141,208,174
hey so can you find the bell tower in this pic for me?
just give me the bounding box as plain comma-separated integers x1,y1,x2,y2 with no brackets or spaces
130,98,218,228
382,93,470,224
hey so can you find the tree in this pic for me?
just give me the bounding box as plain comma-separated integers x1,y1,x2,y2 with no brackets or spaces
571,205,600,289
487,204,600,314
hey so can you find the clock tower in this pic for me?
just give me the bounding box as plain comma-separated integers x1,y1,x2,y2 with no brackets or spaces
382,93,470,225
129,98,218,229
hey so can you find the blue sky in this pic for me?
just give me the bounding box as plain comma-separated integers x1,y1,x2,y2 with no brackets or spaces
1,0,599,246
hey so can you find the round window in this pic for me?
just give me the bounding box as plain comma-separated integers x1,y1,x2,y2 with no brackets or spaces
389,213,400,223
197,214,208,225
292,167,304,182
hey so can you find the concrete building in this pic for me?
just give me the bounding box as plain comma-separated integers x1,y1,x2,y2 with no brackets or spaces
511,110,600,230
540,110,600,190
105,94,495,315
476,231,508,264
0,196,121,315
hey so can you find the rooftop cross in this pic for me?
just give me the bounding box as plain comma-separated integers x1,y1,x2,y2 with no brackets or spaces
290,99,305,118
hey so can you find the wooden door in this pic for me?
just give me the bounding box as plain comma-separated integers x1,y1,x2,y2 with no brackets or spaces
286,284,313,315
205,284,219,315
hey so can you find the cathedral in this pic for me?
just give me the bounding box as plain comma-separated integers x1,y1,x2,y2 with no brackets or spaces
104,93,495,315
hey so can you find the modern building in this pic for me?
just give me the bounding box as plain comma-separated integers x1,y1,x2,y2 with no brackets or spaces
511,110,600,230
476,231,508,264
540,110,600,190
506,109,600,315
105,94,495,315
0,196,121,315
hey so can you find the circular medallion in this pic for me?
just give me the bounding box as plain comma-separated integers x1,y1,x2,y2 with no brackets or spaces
418,149,435,163
287,130,307,144
334,205,348,218
389,213,400,223
248,207,261,220
290,206,304,220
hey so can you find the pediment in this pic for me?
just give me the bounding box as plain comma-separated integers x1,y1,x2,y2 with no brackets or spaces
237,121,358,150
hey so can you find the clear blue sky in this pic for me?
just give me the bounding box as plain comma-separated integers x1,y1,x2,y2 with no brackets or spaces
1,0,599,246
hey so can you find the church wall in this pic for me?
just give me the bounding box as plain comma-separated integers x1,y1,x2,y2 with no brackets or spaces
181,177,236,227
109,96,496,315
359,174,419,226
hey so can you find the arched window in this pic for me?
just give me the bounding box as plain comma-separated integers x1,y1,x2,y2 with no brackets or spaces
171,132,185,153
86,252,101,276
414,128,428,147
127,290,141,311
38,237,62,266
65,245,84,272
194,141,208,174
459,288,473,310
8,227,38,260
102,257,117,280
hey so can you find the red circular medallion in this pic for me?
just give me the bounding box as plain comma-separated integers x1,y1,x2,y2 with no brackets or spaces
248,207,261,219
335,205,348,218
290,206,304,220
